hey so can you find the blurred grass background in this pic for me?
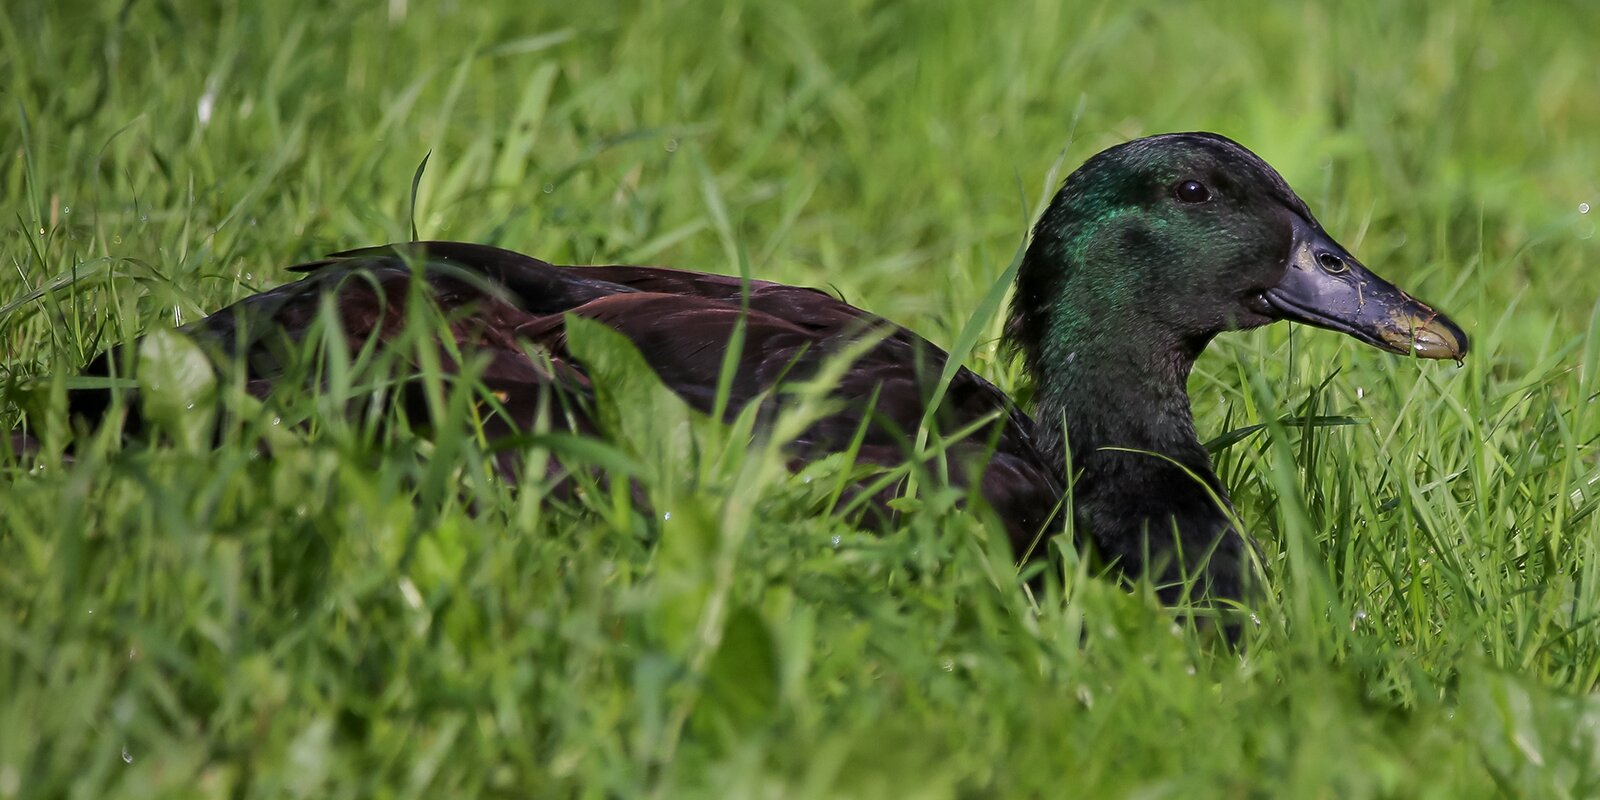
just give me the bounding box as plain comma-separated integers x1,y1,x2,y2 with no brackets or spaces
3,0,1600,796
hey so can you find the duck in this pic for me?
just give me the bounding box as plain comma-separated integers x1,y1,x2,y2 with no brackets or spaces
60,132,1467,601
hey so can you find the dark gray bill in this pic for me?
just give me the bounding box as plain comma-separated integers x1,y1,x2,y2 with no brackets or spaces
1262,216,1468,360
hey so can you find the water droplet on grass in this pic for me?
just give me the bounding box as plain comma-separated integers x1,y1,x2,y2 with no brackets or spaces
664,139,679,152
542,184,554,194
122,746,133,764
1581,202,1591,214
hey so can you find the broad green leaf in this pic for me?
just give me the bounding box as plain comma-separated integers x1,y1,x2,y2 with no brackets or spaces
137,330,218,451
700,604,780,737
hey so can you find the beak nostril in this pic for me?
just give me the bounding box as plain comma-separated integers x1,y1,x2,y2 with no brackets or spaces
1317,252,1348,274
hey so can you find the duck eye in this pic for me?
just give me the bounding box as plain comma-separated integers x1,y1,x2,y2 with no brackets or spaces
1174,180,1211,203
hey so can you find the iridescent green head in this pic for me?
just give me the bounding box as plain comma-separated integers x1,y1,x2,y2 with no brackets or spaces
1009,132,1467,373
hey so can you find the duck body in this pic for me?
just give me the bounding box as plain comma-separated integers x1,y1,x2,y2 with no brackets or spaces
64,133,1469,600
75,241,1065,551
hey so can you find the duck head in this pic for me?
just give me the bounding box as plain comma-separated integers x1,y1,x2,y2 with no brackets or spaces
1008,132,1468,601
1011,132,1467,374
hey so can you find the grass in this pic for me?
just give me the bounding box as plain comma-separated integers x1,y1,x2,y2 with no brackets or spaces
3,0,1600,796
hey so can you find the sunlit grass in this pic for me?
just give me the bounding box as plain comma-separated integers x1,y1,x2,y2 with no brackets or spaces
3,0,1599,796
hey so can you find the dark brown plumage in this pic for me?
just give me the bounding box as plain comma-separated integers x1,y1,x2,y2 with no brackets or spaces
73,241,1063,555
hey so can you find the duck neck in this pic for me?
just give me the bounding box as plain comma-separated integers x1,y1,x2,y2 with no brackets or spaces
1009,243,1245,599
1030,327,1215,485
1029,323,1243,598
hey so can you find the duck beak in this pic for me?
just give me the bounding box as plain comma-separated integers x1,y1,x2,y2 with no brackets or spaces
1261,216,1468,360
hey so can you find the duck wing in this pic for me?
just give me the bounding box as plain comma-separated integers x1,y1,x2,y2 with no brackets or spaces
75,241,1063,553
515,278,1064,547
